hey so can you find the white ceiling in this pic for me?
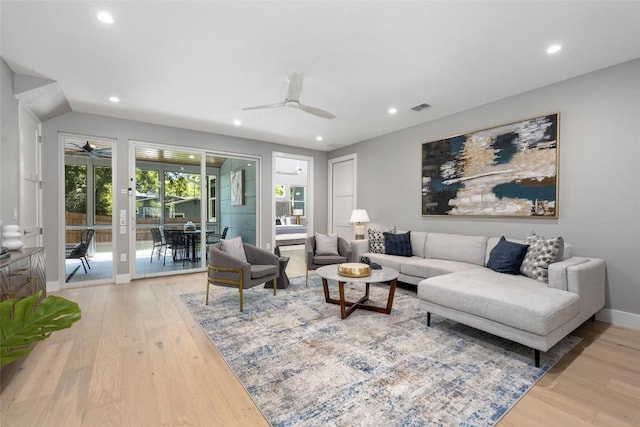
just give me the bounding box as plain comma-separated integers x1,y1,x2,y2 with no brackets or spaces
2,1,639,151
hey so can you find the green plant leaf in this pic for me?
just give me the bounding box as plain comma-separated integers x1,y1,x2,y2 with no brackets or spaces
0,291,81,366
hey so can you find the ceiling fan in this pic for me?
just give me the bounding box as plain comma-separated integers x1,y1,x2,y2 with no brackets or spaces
243,72,336,119
277,167,302,175
69,141,112,159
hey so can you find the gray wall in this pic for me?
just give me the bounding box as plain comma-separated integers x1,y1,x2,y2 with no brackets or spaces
0,58,19,225
330,59,640,321
42,112,328,284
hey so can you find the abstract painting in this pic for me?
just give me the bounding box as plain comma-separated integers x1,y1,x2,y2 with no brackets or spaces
230,168,245,206
422,114,559,217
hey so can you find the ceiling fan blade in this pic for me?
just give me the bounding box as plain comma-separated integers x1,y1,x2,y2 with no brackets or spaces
243,102,286,111
297,103,336,119
287,72,303,101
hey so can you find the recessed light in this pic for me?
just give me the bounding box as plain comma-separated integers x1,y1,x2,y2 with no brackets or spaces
547,44,562,54
316,136,323,142
109,96,120,103
388,107,397,114
97,11,114,24
233,119,242,126
188,155,195,159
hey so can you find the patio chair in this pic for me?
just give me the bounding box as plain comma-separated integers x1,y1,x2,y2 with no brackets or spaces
66,228,95,281
164,229,187,266
150,227,166,262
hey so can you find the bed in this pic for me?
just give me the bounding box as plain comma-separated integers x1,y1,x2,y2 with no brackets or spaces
275,224,307,246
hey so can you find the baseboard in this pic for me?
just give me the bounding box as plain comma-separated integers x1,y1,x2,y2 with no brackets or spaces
596,308,640,330
116,274,131,284
46,280,61,293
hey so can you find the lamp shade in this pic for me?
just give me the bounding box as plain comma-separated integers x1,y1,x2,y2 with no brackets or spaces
292,209,304,216
350,209,370,223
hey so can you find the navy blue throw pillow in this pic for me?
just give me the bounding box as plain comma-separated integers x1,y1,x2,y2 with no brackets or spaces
487,236,529,274
384,231,412,257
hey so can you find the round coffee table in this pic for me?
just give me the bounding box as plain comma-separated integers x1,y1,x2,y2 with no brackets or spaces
316,264,399,319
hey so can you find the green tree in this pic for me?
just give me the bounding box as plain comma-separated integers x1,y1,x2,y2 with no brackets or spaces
95,167,112,216
65,165,87,213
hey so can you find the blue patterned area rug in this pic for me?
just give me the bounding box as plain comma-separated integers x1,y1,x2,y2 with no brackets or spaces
180,276,579,426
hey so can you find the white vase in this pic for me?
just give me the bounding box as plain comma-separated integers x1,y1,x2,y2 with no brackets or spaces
2,224,24,251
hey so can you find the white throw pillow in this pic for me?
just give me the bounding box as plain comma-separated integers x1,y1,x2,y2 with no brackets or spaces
285,216,292,225
315,233,339,256
220,236,247,262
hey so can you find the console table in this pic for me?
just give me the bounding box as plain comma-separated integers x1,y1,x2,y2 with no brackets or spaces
0,247,46,301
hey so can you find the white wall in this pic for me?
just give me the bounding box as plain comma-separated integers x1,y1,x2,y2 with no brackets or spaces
41,112,328,285
329,59,640,326
0,58,19,225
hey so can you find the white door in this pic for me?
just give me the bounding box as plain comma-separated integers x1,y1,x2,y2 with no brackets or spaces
19,104,42,247
328,154,356,240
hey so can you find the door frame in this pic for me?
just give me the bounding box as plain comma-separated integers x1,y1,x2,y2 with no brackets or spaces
58,132,117,288
327,153,357,235
272,152,314,250
18,103,43,247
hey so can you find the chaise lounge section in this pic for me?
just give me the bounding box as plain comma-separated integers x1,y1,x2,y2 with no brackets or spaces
351,230,606,366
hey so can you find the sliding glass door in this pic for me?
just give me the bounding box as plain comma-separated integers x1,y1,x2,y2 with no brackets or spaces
132,142,259,278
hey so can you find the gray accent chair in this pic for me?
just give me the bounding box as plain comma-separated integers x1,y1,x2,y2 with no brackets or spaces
305,235,352,285
207,242,280,312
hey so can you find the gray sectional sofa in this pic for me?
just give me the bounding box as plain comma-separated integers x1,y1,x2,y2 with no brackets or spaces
351,230,606,366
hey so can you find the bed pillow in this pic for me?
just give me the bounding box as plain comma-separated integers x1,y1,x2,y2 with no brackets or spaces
275,218,281,225
520,233,564,283
220,236,247,263
367,229,385,254
487,236,529,274
315,233,339,256
384,231,412,257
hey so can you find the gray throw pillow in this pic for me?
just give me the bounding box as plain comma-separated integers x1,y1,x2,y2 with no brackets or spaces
368,229,385,254
315,233,339,256
520,233,564,283
220,236,248,262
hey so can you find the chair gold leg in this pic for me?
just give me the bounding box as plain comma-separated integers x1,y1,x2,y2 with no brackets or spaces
273,278,277,295
306,269,309,286
239,286,244,312
205,281,210,305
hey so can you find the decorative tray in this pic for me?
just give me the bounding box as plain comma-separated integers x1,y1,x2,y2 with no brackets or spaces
338,263,371,278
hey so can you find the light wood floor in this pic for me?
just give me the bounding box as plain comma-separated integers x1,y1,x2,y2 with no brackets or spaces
2,249,639,426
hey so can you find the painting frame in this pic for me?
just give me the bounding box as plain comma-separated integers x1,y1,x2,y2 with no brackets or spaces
230,168,245,206
421,113,559,218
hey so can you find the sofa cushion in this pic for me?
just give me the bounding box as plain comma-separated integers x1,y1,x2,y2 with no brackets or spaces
486,236,573,264
221,236,247,262
315,233,339,256
425,233,488,266
486,236,529,274
313,254,348,265
401,258,482,278
410,231,428,258
251,264,278,279
520,233,564,283
384,231,412,256
367,229,385,254
418,269,579,335
366,253,422,272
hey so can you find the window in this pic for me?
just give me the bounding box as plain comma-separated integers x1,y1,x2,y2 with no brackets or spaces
208,175,216,222
290,185,305,216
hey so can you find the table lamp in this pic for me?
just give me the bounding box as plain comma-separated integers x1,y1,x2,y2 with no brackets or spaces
350,209,370,240
292,209,304,225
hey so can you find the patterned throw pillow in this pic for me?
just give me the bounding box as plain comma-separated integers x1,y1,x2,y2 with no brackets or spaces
367,229,385,254
520,233,564,283
384,231,412,257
